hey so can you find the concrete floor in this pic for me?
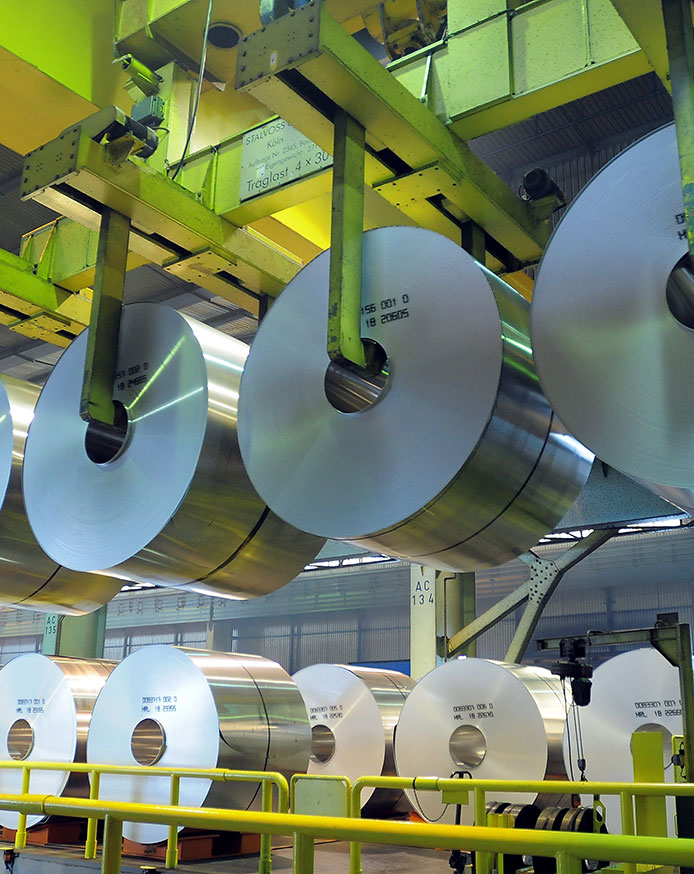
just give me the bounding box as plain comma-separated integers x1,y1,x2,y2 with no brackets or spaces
7,840,454,874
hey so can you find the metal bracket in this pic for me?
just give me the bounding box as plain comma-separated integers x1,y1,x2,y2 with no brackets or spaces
447,529,618,660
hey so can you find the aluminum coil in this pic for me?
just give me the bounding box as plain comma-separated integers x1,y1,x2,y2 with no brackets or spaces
237,226,592,572
565,648,681,835
394,658,567,824
86,645,311,844
531,123,694,512
0,654,114,829
0,375,122,614
22,302,324,597
292,663,414,815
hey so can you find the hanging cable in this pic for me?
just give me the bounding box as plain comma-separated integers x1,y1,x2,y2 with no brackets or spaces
562,678,575,782
571,699,587,781
170,0,214,182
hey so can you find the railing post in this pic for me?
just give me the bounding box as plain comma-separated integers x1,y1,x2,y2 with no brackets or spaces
259,780,272,874
349,782,362,874
293,832,315,874
101,815,123,874
473,787,491,874
165,775,180,869
556,852,582,874
85,770,101,859
620,790,636,874
14,767,30,850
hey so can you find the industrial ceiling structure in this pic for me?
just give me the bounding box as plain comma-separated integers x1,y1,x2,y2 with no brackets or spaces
0,70,674,385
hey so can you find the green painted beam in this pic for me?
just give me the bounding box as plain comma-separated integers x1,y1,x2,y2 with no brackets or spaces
328,111,367,369
392,0,651,140
236,0,548,263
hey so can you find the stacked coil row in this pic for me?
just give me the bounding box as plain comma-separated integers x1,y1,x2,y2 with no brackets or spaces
0,647,675,841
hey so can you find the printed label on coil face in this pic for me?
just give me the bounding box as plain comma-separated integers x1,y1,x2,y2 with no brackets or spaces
452,702,495,722
15,697,45,714
240,119,332,202
309,704,344,721
633,697,682,719
141,694,178,714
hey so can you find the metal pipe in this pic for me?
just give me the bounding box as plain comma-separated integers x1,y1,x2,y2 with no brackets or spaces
1,794,694,867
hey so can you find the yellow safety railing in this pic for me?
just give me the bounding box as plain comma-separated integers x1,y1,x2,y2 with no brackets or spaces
0,792,692,874
0,760,288,873
349,776,694,874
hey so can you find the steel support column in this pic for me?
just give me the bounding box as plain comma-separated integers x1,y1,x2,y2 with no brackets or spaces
662,0,694,262
328,110,367,369
42,607,107,658
80,208,130,427
447,529,617,659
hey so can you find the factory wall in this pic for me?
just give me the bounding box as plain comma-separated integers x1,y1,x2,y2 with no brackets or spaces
0,528,691,671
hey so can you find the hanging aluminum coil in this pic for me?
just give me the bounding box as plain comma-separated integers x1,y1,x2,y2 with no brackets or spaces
237,226,593,572
0,375,122,614
531,123,694,512
292,663,414,816
86,645,311,844
22,303,324,597
393,658,568,824
565,648,681,835
0,654,114,829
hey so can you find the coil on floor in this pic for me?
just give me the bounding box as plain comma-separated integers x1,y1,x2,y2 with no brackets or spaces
0,654,114,829
238,226,593,572
86,645,311,844
531,123,694,513
292,663,414,816
393,658,568,824
22,303,324,598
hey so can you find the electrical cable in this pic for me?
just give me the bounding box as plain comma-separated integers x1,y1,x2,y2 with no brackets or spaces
170,0,213,182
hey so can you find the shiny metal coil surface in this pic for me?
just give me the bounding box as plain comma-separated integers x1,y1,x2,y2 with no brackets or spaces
0,654,114,829
531,123,694,512
394,658,567,824
22,302,323,597
565,648,681,835
0,375,122,614
292,663,414,816
86,645,311,844
238,227,592,572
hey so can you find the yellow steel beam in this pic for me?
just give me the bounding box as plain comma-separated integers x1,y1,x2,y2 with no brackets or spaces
609,0,670,89
236,1,548,264
21,123,304,314
0,247,90,346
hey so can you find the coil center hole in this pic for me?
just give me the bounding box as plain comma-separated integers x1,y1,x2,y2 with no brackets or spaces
84,400,130,464
324,340,390,414
310,724,336,764
131,718,167,766
7,718,34,761
449,724,487,769
666,256,694,330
